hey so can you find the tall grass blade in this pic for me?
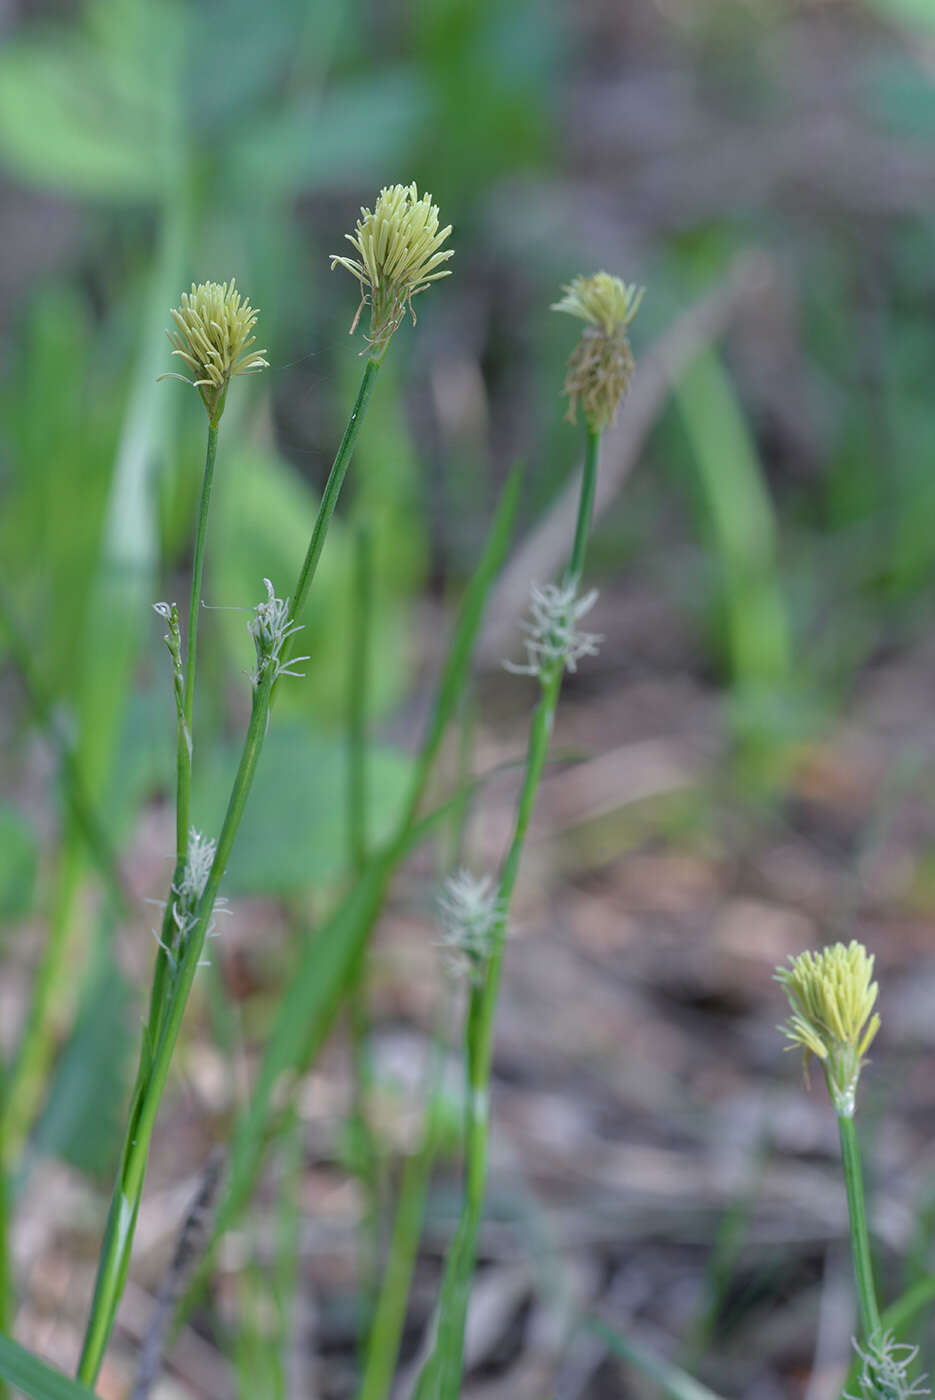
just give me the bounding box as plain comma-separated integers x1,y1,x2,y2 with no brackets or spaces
179,464,523,1320
586,1317,726,1400
0,1334,97,1400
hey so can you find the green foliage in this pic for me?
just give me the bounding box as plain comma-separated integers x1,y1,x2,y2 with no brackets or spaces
585,1317,726,1400
0,805,37,921
193,725,412,894
0,1333,97,1400
30,954,133,1178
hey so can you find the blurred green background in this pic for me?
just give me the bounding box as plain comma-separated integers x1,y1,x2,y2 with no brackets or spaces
4,0,935,1394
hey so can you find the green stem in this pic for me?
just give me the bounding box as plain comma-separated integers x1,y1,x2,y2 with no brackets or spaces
345,523,381,1341
568,427,600,584
76,358,381,1387
179,417,219,854
357,1036,447,1400
838,1113,881,1341
0,1075,10,1400
418,431,602,1396
290,358,380,633
148,421,220,1049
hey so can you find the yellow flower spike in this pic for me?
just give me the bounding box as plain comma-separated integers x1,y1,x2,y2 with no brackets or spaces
331,180,453,358
330,182,454,359
775,941,881,1117
552,272,644,432
161,279,268,423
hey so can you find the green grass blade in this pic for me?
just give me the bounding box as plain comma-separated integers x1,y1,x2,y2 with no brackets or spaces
178,465,524,1325
0,1333,98,1400
586,1317,726,1400
673,348,792,767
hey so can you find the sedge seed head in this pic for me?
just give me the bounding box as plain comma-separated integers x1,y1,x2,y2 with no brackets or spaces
552,272,644,432
775,940,881,1116
330,182,453,357
162,279,268,422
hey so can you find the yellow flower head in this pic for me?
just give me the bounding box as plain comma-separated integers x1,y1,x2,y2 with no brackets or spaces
552,272,644,432
775,941,881,1116
163,279,268,422
330,182,453,357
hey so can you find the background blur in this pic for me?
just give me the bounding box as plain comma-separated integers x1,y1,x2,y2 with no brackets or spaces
3,0,935,1395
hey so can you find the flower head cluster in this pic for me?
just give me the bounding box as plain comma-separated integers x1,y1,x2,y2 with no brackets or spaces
437,869,503,982
552,272,644,431
847,1332,930,1400
162,279,268,422
775,940,880,1117
247,578,310,689
504,580,602,683
331,182,453,357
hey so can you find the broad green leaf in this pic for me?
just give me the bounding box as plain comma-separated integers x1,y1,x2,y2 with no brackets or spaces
0,0,183,201
211,447,412,723
30,955,133,1178
0,1333,97,1400
192,726,412,895
230,71,431,196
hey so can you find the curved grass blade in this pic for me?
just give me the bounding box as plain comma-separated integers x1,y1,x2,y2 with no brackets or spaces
0,1333,98,1400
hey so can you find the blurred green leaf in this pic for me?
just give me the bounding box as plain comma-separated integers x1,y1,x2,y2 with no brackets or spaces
585,1317,726,1400
211,445,414,723
0,1334,96,1400
0,805,38,920
230,70,431,196
861,0,935,30
0,0,182,200
30,954,133,1178
192,726,412,895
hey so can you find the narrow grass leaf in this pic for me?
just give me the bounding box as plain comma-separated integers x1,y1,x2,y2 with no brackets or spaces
0,1333,98,1400
586,1317,726,1400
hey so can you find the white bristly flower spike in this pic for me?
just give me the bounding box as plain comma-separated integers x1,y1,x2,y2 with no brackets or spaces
330,182,453,357
437,869,502,982
775,941,881,1117
248,579,310,689
504,580,603,683
160,279,268,423
152,827,227,972
846,1331,930,1399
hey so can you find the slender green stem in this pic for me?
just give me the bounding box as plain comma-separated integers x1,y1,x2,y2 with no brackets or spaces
147,420,219,1049
345,522,381,1341
290,358,380,634
179,418,219,855
348,523,372,877
568,427,600,584
0,1073,10,1400
838,1113,881,1341
357,1030,448,1400
77,358,382,1387
416,432,602,1397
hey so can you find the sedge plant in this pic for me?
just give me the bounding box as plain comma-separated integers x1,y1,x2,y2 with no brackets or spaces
73,183,453,1387
411,271,643,1398
776,941,930,1398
